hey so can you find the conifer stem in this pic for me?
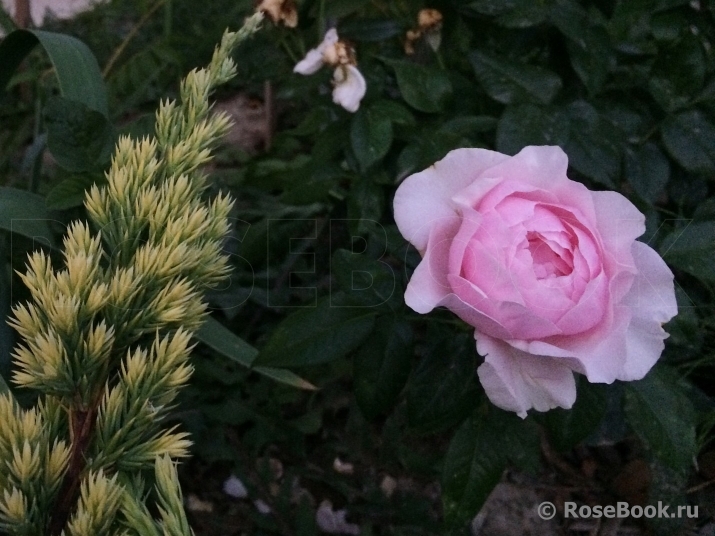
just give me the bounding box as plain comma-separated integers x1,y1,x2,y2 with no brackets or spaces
48,404,97,535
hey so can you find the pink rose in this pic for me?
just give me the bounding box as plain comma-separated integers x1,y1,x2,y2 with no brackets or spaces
393,146,678,418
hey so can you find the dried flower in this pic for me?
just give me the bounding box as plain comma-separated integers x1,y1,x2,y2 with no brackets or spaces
294,29,366,112
405,8,444,54
256,0,298,27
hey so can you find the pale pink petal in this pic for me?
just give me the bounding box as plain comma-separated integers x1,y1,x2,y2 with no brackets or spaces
439,292,513,340
477,146,569,191
393,149,509,252
619,241,677,380
332,65,366,113
449,275,562,339
403,219,460,313
590,190,645,260
476,334,577,418
507,302,631,384
555,272,608,334
620,242,678,323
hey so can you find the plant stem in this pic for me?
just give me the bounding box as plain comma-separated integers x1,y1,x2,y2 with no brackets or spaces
47,401,99,535
102,0,166,79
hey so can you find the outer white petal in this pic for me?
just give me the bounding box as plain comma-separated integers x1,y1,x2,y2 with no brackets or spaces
321,28,339,47
476,334,577,418
294,48,326,75
293,29,340,75
332,65,366,113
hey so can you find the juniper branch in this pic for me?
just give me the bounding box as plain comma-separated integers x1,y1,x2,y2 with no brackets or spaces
1,12,263,535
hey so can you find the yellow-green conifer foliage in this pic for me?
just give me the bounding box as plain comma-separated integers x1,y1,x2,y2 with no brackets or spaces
0,13,263,535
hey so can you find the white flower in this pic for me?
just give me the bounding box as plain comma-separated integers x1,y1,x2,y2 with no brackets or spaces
315,500,360,535
222,474,248,498
294,29,339,75
332,65,366,113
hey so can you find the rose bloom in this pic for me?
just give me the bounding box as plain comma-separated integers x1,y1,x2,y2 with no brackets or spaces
393,146,678,418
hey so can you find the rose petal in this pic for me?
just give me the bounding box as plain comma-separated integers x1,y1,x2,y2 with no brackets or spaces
476,334,577,418
332,65,366,113
404,219,460,313
294,49,326,75
591,190,646,260
294,28,339,75
478,145,569,192
621,241,678,323
439,292,513,340
507,301,631,384
393,148,509,252
619,241,677,380
450,275,562,339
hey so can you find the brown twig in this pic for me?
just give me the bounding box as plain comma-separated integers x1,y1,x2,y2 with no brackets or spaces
264,80,274,151
13,0,29,28
102,0,166,79
47,402,99,535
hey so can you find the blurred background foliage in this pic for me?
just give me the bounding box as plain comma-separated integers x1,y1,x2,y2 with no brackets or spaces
1,0,715,534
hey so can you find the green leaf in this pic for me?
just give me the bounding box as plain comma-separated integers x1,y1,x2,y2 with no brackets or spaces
563,101,620,187
495,3,548,28
254,295,377,367
196,317,258,367
0,187,57,247
251,367,318,391
196,318,316,390
542,379,608,452
564,25,613,95
442,414,505,526
346,176,385,236
44,97,115,173
442,409,540,526
496,103,569,155
659,221,715,280
396,129,469,180
624,367,697,472
407,333,480,434
549,1,616,94
331,248,396,308
469,50,562,105
350,105,393,171
387,60,452,113
465,0,522,16
339,19,402,42
369,100,416,127
624,142,670,202
0,29,108,117
354,319,413,420
439,116,497,137
648,35,706,112
45,173,106,210
0,239,13,380
661,109,715,175
323,0,370,18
